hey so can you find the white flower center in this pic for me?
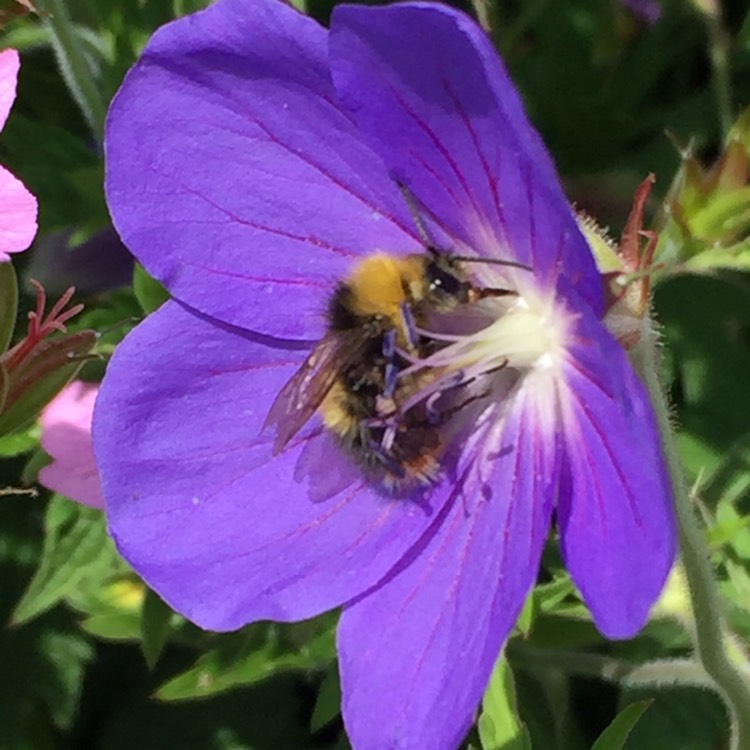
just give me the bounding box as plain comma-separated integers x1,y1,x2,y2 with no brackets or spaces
399,289,569,413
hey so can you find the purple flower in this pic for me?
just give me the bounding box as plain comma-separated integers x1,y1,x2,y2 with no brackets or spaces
96,1,676,748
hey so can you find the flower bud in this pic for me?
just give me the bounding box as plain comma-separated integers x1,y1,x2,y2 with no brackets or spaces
0,281,95,436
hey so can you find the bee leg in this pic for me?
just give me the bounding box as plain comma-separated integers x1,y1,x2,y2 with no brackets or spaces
369,440,407,479
399,302,419,350
382,328,399,399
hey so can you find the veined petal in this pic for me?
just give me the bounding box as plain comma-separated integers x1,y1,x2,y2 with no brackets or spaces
105,0,418,340
0,49,19,131
94,301,451,631
0,165,38,259
338,388,557,750
329,3,601,312
557,311,676,638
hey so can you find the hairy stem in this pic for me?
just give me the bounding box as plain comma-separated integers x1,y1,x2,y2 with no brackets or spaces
508,643,713,690
638,324,750,749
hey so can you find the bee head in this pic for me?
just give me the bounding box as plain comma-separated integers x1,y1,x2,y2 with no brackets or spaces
423,249,472,310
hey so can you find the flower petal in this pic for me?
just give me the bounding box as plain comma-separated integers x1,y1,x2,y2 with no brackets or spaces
557,312,676,638
39,381,104,510
0,49,19,132
94,301,452,631
338,390,557,750
105,0,418,339
0,166,37,259
329,3,601,312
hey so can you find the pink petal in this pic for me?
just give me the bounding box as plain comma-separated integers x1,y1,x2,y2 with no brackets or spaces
39,381,104,510
0,49,19,132
0,166,38,259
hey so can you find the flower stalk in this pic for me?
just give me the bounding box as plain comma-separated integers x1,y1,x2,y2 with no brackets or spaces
638,323,750,749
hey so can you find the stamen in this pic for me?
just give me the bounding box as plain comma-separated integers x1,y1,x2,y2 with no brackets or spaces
413,325,467,343
382,329,398,399
425,392,442,424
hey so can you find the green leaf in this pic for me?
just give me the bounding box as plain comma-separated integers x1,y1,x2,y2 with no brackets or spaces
0,362,8,415
478,655,531,750
534,574,576,614
590,701,652,750
12,496,113,624
0,261,18,354
80,610,142,641
140,588,173,669
710,500,750,558
0,423,41,457
132,264,169,314
310,667,341,733
156,626,336,701
0,611,95,743
618,687,727,749
515,591,534,637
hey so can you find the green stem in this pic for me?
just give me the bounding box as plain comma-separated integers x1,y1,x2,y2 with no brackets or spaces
639,326,750,749
704,9,733,136
508,644,713,690
37,0,106,142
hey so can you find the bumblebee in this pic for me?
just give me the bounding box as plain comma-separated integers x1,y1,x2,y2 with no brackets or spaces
264,247,517,493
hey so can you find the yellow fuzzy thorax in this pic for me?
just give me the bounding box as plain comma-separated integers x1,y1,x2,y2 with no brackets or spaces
344,253,427,322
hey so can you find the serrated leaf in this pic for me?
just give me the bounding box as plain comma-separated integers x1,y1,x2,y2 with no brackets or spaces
478,655,531,750
156,627,336,701
0,261,18,354
12,496,112,624
591,701,651,750
310,667,341,733
132,264,169,314
140,588,173,669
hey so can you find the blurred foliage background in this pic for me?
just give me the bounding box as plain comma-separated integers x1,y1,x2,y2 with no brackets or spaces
1,0,750,748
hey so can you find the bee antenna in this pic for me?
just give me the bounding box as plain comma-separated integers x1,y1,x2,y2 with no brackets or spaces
395,180,533,273
396,180,438,254
453,256,533,273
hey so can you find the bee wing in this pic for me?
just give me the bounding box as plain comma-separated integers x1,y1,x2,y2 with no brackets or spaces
264,333,349,454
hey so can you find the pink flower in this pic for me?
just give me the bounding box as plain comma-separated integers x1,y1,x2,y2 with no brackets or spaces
0,48,38,261
39,381,103,509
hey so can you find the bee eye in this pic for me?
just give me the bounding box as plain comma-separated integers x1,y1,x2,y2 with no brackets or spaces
427,263,463,298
